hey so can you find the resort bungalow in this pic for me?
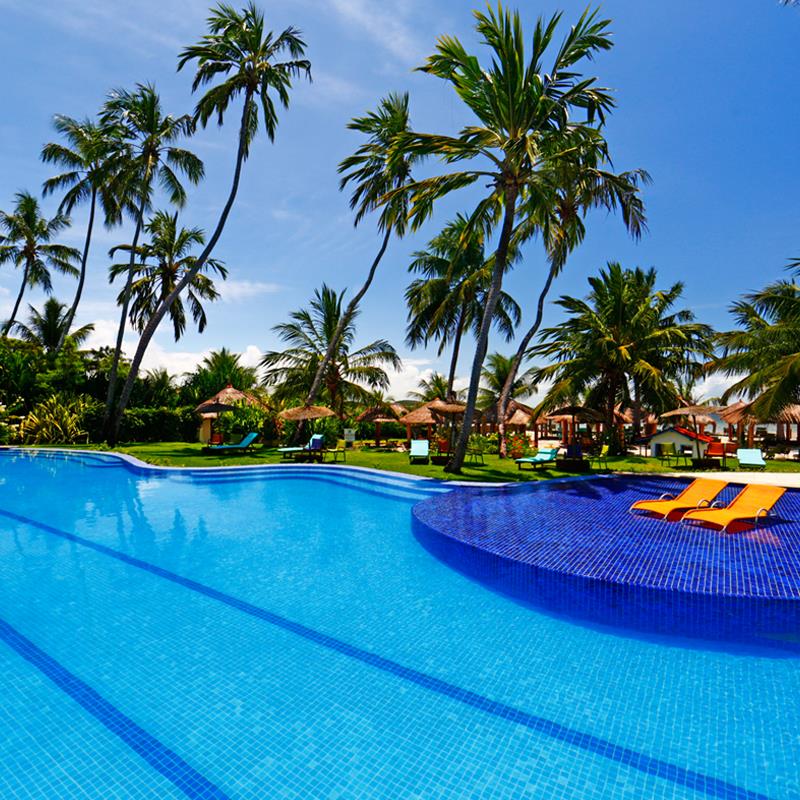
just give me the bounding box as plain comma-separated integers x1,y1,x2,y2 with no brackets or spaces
646,426,714,458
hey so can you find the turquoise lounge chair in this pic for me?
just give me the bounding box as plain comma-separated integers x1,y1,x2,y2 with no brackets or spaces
409,439,429,464
515,447,559,470
736,448,767,470
203,431,259,454
278,434,324,460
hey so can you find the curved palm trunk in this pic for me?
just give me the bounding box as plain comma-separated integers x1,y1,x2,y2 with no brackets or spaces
57,187,97,354
110,91,254,446
103,192,147,439
496,259,559,457
303,227,392,406
3,261,30,337
446,187,518,474
446,307,467,400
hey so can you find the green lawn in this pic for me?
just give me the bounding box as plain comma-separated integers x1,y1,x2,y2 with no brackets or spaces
87,442,800,483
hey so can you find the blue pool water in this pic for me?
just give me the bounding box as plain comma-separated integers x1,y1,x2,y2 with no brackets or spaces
1,449,799,799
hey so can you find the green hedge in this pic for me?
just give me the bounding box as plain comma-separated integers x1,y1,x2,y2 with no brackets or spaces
83,406,200,443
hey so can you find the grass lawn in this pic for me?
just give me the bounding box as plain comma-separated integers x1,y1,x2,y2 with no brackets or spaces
81,441,800,483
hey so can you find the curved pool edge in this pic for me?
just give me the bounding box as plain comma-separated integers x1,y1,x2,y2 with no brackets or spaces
411,478,800,649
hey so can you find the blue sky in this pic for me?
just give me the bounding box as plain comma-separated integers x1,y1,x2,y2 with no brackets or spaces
0,0,798,399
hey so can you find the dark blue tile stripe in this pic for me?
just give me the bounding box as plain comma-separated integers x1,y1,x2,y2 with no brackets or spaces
0,508,770,800
0,614,230,800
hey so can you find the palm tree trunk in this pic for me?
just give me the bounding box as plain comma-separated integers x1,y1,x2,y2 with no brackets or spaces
103,192,147,440
56,187,96,354
446,307,467,400
303,227,392,406
3,261,30,337
446,186,518,474
497,259,559,458
110,91,254,446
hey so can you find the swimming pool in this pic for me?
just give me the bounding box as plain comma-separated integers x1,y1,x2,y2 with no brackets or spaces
0,449,798,799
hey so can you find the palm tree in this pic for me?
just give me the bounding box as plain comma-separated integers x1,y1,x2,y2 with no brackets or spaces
181,348,259,404
131,368,179,408
478,352,535,410
11,297,93,353
532,263,712,451
405,214,520,398
0,191,81,336
409,372,453,403
713,265,800,418
261,284,401,416
111,2,311,442
303,92,417,406
41,115,126,353
100,83,203,437
388,6,648,472
109,210,226,342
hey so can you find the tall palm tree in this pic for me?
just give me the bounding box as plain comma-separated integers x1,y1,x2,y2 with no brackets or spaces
41,115,126,353
478,352,535,410
409,372,453,403
11,297,94,354
389,6,647,472
532,263,712,451
303,92,417,406
0,192,80,336
100,83,203,437
405,214,520,398
181,348,259,404
713,265,800,418
261,284,401,417
109,210,226,342
111,3,311,442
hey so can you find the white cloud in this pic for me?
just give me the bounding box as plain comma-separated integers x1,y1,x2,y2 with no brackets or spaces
220,280,282,303
385,357,433,400
328,0,426,64
295,71,367,109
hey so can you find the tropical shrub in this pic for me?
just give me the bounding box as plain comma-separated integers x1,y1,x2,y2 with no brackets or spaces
216,402,268,441
19,394,94,444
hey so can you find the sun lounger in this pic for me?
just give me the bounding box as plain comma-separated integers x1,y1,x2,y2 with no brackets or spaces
292,434,325,462
278,434,323,460
629,478,728,520
736,448,767,470
409,439,429,464
681,483,786,533
515,448,559,470
202,431,259,453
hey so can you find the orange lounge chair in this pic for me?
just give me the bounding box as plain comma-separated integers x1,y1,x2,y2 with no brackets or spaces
629,478,728,521
681,483,786,533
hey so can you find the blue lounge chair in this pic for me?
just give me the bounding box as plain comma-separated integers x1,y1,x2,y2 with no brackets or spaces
515,447,559,470
736,448,767,471
203,431,259,454
409,439,429,464
278,434,324,460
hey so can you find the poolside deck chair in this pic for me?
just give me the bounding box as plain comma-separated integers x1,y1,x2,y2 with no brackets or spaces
629,478,728,521
590,444,610,470
681,483,786,533
202,431,259,454
736,448,767,471
292,434,325,463
515,447,558,470
409,439,429,464
278,434,323,460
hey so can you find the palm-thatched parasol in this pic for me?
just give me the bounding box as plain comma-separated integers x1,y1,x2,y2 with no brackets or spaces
195,384,265,414
356,403,406,446
278,404,336,422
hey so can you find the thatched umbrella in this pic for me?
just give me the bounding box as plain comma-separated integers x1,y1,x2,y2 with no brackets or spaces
356,403,405,446
195,384,265,412
546,405,605,445
278,404,336,422
195,401,236,416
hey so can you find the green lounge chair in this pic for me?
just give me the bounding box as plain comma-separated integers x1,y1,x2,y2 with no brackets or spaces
409,439,430,464
202,431,259,454
590,444,610,469
515,447,559,470
278,434,323,460
736,448,767,471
